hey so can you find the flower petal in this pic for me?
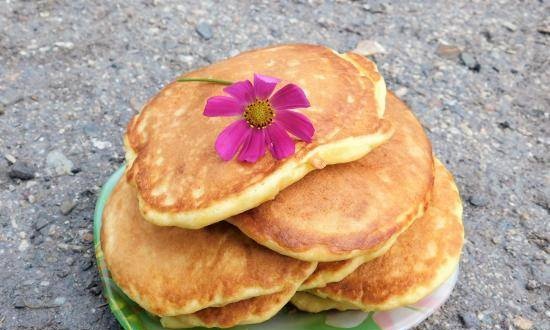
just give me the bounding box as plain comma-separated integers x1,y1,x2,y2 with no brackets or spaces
275,110,315,143
223,80,255,104
215,120,250,161
269,84,311,111
266,122,295,160
238,129,266,162
204,96,244,117
253,73,280,100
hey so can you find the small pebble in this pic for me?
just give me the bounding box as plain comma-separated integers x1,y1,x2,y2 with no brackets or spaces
468,194,488,207
60,199,77,215
353,40,386,56
46,150,74,176
13,296,26,309
81,232,94,243
459,311,479,328
66,257,75,266
512,316,533,330
80,260,93,271
8,162,36,180
537,24,550,35
53,296,66,306
525,280,540,290
56,270,70,278
4,154,16,164
54,41,74,49
436,43,462,59
395,87,408,97
196,22,213,40
501,20,517,32
460,52,480,72
363,3,386,13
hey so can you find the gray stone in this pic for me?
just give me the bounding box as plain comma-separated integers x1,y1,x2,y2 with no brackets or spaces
13,296,25,309
80,259,93,271
363,3,386,14
468,194,488,207
195,22,213,40
537,24,550,35
460,52,480,72
525,280,540,290
60,199,77,215
46,150,74,176
53,296,66,306
459,311,479,328
4,154,16,164
500,20,517,32
0,103,4,115
8,162,35,180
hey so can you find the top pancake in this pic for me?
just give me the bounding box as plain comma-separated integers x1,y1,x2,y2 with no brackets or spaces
312,159,464,311
101,177,316,317
229,92,434,262
125,44,393,229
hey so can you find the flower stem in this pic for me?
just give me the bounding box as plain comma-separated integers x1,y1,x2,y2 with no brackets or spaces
177,78,233,85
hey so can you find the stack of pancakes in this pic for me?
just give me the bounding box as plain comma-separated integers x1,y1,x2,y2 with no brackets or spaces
101,44,464,328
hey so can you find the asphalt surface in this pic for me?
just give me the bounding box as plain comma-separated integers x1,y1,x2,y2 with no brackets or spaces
0,1,549,329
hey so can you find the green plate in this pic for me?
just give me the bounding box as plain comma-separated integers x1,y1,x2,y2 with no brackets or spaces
94,166,458,330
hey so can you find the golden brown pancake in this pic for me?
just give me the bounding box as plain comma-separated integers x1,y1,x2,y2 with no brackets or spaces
298,233,396,291
101,178,316,316
229,92,434,262
311,159,464,311
340,52,386,117
291,292,358,313
161,286,299,328
125,44,393,229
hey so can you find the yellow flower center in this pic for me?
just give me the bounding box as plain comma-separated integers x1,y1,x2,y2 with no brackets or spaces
244,100,274,128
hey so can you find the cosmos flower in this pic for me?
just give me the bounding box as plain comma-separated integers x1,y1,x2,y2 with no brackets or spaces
203,73,314,162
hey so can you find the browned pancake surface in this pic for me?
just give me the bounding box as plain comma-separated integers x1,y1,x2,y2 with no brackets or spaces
230,92,434,261
161,286,300,328
101,178,316,316
125,44,390,228
313,160,464,310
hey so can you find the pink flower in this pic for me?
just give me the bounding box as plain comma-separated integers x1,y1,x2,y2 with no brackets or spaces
204,73,314,162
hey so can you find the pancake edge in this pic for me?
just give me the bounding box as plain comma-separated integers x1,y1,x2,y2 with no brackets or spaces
297,198,426,289
101,179,316,317
291,291,358,313
232,188,429,262
311,159,464,311
125,119,394,229
160,263,317,328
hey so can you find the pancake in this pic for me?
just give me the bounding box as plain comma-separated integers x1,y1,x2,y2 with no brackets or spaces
229,92,434,262
298,232,395,291
101,178,317,316
311,159,464,311
161,286,300,328
291,292,358,313
125,44,393,229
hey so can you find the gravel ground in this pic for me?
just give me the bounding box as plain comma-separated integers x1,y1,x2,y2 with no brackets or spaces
1,1,548,329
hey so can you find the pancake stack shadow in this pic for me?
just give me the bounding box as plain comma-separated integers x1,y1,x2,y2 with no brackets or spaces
100,44,464,329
